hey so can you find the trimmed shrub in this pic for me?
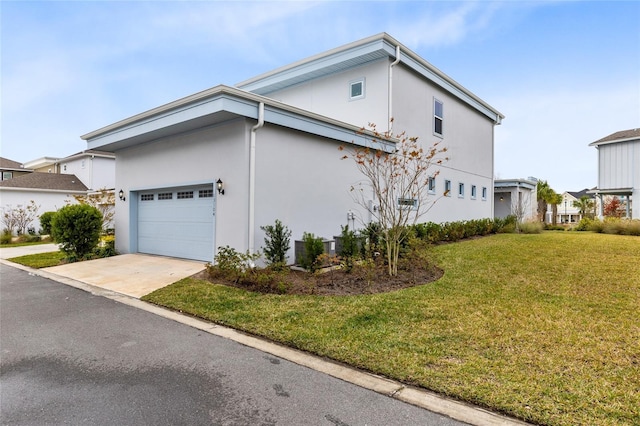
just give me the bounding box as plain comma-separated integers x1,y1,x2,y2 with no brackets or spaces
261,219,292,269
51,204,103,261
300,232,325,271
210,245,261,283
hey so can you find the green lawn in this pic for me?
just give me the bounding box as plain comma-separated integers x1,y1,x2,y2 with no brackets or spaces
7,251,66,268
144,232,637,425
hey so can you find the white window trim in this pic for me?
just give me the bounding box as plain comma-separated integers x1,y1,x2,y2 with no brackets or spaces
397,197,418,210
471,185,477,200
433,97,444,138
349,78,366,101
481,187,487,201
458,182,465,198
444,179,452,197
428,176,436,194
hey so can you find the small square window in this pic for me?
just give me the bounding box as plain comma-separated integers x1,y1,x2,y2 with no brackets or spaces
482,187,487,200
2,171,13,180
471,185,477,199
458,183,465,198
444,180,451,197
349,78,365,100
428,176,436,193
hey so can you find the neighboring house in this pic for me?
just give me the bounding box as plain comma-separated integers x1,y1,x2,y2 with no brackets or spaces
550,189,598,224
589,128,639,219
23,150,115,191
0,150,115,233
0,173,88,232
81,33,504,263
0,157,32,181
494,178,537,222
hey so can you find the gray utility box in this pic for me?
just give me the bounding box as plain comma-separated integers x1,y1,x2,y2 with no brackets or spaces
294,239,334,265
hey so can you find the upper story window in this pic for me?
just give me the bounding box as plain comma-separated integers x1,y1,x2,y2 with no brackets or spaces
349,78,365,100
428,176,436,194
444,179,452,196
482,187,487,200
434,98,444,136
2,171,13,180
471,185,477,200
458,182,465,198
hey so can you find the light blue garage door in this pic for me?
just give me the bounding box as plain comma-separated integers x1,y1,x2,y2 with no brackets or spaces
137,185,215,262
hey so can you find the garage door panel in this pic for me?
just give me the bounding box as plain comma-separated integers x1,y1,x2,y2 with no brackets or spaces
137,185,214,262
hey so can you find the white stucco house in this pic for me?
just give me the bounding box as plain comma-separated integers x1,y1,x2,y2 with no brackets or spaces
0,150,115,233
81,33,504,263
589,128,638,219
494,178,537,222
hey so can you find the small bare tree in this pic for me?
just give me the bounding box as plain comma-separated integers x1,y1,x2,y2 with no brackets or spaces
340,123,448,276
1,201,40,235
511,191,532,232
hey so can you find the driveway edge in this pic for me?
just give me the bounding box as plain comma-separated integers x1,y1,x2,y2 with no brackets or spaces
2,259,531,426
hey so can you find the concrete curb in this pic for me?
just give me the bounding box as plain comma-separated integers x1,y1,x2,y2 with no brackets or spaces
2,258,531,426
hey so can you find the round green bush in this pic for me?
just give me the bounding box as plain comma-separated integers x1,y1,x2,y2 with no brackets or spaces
39,211,56,235
51,204,103,260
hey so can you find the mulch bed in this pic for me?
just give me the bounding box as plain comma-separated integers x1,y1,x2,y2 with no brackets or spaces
195,259,443,296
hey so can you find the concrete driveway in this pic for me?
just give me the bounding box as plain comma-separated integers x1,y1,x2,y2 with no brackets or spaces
0,245,206,298
42,254,206,298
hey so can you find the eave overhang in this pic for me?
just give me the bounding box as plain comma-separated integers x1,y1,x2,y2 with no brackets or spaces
81,86,396,153
237,33,504,125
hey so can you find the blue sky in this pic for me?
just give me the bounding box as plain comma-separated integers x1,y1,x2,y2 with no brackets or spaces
2,1,639,193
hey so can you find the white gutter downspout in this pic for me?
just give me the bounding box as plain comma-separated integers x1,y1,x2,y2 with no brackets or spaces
249,102,264,260
388,45,401,133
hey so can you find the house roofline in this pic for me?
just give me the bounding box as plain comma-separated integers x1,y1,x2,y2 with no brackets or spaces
237,33,504,124
589,135,640,147
81,85,397,153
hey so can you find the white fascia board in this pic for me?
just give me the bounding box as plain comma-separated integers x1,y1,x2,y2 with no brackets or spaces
237,36,393,93
22,157,59,169
85,96,228,149
83,86,395,153
589,136,640,147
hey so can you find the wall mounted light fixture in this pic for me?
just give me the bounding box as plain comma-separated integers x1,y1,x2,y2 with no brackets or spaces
119,189,126,201
216,179,225,195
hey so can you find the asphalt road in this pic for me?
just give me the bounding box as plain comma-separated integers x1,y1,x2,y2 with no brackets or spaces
0,263,467,425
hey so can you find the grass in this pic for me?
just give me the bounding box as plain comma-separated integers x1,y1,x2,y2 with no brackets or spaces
143,232,640,426
8,251,66,268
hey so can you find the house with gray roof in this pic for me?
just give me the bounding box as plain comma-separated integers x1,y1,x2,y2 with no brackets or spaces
589,128,639,219
0,150,114,233
1,157,32,182
82,33,503,262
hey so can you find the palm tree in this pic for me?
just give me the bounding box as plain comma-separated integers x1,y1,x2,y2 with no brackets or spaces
550,192,563,226
536,180,555,223
572,196,595,220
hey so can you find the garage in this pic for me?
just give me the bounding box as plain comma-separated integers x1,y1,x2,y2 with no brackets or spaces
137,184,215,262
